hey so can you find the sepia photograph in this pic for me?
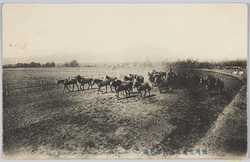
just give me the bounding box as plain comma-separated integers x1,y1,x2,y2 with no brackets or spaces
2,3,248,159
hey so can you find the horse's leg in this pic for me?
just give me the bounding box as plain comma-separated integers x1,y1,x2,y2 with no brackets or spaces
63,86,66,93
125,90,127,98
149,89,150,96
72,84,74,91
105,85,107,93
98,86,100,94
66,85,71,92
76,83,79,90
144,90,147,97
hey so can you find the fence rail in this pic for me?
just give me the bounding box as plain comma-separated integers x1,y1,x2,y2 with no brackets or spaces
3,81,57,96
2,74,107,96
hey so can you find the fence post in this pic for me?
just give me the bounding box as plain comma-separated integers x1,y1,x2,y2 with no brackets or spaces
6,83,9,96
25,81,28,93
40,80,43,91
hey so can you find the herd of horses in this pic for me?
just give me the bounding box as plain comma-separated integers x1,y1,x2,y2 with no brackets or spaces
57,74,151,97
56,69,225,98
148,69,224,94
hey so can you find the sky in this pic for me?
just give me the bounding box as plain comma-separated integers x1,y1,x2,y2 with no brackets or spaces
2,3,248,64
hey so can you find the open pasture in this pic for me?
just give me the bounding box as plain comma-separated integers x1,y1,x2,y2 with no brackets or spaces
3,65,247,158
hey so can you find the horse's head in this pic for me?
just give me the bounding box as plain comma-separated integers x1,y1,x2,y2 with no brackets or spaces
76,75,82,82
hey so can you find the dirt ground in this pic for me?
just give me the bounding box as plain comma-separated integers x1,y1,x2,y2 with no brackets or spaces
2,68,247,159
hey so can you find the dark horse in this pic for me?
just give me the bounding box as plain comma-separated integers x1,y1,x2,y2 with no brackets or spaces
207,75,216,93
76,75,93,90
110,80,122,90
92,79,103,87
57,78,79,93
215,78,224,93
97,80,111,94
105,75,117,92
134,82,151,97
124,76,133,82
136,75,144,84
105,75,117,81
158,80,171,93
115,81,133,98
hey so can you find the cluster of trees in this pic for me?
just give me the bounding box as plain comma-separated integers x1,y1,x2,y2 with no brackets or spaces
42,62,55,67
3,60,82,68
62,60,80,67
173,59,247,69
221,60,247,68
3,62,56,68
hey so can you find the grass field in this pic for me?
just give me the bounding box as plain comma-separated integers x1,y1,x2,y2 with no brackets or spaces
2,65,247,159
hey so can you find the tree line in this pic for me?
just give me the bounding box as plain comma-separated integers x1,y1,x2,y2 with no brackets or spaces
172,59,247,69
3,60,80,68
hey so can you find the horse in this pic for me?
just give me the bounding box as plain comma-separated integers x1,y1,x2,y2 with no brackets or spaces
215,78,224,93
134,82,151,97
124,76,133,82
159,71,167,79
83,77,93,89
105,75,117,82
158,80,171,93
148,71,157,82
148,74,155,83
97,80,111,93
129,74,138,79
76,75,93,90
115,81,133,98
154,74,162,86
110,80,122,92
136,75,144,84
105,75,117,91
207,75,216,93
92,79,103,87
57,78,78,93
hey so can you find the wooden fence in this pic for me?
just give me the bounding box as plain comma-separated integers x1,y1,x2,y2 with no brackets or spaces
3,81,57,96
2,75,102,96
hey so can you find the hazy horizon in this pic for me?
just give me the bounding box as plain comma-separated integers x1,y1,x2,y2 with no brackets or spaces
3,3,248,64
